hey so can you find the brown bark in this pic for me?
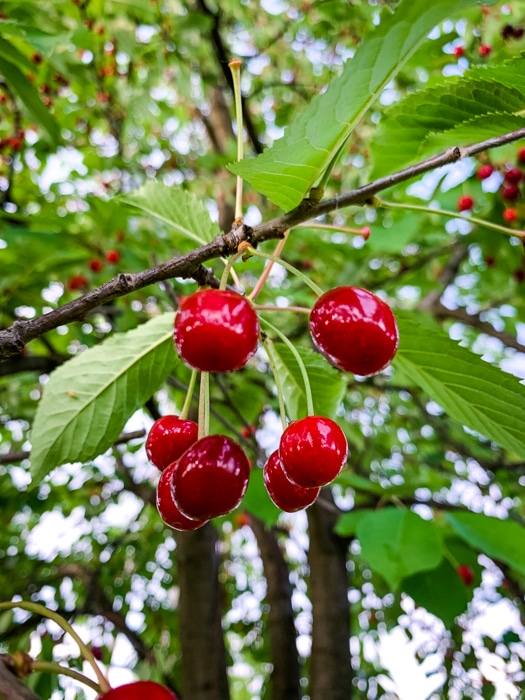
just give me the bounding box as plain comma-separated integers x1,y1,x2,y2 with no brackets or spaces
175,524,230,700
0,657,42,700
251,518,301,700
307,495,352,700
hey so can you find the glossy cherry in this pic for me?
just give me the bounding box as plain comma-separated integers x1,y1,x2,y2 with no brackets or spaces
504,167,523,184
264,450,320,511
146,415,199,471
174,289,259,372
502,183,520,201
457,564,474,586
457,195,474,212
156,462,207,531
476,164,494,180
171,435,250,520
99,680,178,699
279,416,348,488
309,286,399,376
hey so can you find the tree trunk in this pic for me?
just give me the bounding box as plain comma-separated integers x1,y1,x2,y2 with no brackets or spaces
0,656,42,700
251,517,301,700
307,494,352,700
175,524,230,700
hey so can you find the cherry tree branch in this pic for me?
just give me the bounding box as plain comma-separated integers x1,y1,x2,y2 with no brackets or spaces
2,126,525,361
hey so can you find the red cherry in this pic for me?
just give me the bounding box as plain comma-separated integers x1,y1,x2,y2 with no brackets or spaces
172,435,250,519
478,44,491,57
67,274,88,291
457,195,475,212
105,249,120,264
503,208,518,223
174,289,259,373
517,147,525,164
156,463,207,531
309,286,398,376
457,565,474,586
505,167,523,184
279,416,348,488
476,164,494,180
89,259,103,273
146,415,199,471
263,450,320,511
99,680,178,699
234,512,251,528
453,46,465,58
502,183,520,201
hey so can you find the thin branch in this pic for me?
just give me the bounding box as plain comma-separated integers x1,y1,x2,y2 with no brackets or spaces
2,126,525,360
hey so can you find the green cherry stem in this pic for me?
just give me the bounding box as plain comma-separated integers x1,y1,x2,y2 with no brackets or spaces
295,221,370,237
260,316,315,417
198,371,210,439
229,58,244,223
262,337,288,431
376,197,525,240
30,661,104,694
244,245,324,297
180,369,198,420
220,250,244,290
0,601,111,693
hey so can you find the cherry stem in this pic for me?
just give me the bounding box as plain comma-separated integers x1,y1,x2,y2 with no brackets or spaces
254,304,311,314
0,601,111,693
229,59,244,223
30,661,104,694
244,244,324,297
198,371,210,439
295,221,369,237
220,250,243,290
248,230,289,301
260,316,315,417
180,369,198,420
262,337,288,431
376,197,525,240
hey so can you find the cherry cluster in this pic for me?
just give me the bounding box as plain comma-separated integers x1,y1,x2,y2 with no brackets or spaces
146,285,399,529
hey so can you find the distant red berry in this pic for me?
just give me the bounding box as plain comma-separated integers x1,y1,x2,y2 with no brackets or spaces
91,646,103,661
503,208,518,223
514,269,525,283
505,167,523,184
31,52,43,65
501,24,515,41
478,44,492,57
502,184,520,201
67,274,88,291
241,425,256,439
105,250,120,264
234,512,251,528
89,259,103,273
457,195,475,212
453,46,465,58
476,164,494,180
96,91,110,103
360,226,371,240
513,27,524,39
457,565,474,586
484,255,496,268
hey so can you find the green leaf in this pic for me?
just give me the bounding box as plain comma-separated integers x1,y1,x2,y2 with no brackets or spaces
446,512,525,576
356,508,443,589
370,57,525,178
403,559,470,627
242,468,281,526
30,314,178,483
118,181,221,246
334,508,369,537
229,0,478,210
0,55,60,144
394,313,525,459
268,342,346,421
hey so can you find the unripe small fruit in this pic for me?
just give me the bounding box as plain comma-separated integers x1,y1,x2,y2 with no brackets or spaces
457,195,475,212
457,565,474,586
502,183,520,201
476,164,494,180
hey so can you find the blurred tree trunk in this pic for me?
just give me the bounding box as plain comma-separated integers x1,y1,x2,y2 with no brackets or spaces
175,525,230,700
307,494,352,700
251,517,301,700
0,656,42,700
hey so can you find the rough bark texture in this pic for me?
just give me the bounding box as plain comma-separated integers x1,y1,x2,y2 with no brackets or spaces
175,524,230,700
251,518,301,700
307,496,352,700
0,657,42,700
